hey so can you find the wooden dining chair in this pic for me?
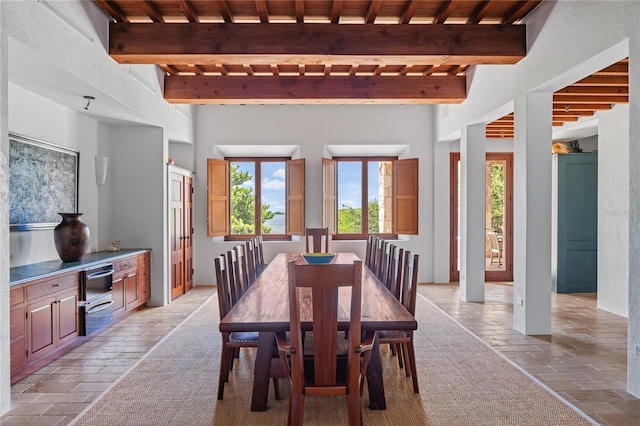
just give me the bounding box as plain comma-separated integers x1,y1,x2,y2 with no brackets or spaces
378,252,420,393
254,235,266,273
365,234,377,270
305,227,330,253
373,238,386,278
387,245,405,299
214,255,282,401
244,240,257,285
276,260,374,426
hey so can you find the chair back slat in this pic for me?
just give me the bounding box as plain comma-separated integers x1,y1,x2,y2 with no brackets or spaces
374,238,386,277
225,250,243,305
255,235,266,273
401,253,420,315
305,227,330,253
234,244,250,294
388,246,405,299
214,256,231,318
244,240,257,285
379,241,392,282
365,234,375,269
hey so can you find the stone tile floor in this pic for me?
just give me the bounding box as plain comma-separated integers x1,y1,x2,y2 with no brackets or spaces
2,283,639,425
1,287,215,425
420,282,640,426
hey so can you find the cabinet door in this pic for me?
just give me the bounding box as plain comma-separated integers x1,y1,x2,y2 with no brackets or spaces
28,300,55,359
125,272,139,309
113,276,125,314
57,291,78,344
10,304,27,374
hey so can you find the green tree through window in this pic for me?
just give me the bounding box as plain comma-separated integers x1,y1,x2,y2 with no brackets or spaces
230,161,278,235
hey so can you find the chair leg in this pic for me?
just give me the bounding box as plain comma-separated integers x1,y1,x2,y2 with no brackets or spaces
406,339,419,393
402,343,411,377
396,343,405,369
347,389,362,426
289,391,304,426
218,345,232,400
272,377,282,400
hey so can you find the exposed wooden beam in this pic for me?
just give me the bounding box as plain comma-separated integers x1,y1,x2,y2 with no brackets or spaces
295,0,304,23
255,0,269,23
216,1,233,23
96,0,128,22
468,0,492,24
434,0,459,24
163,75,466,104
176,0,199,23
331,0,343,24
110,23,526,66
401,0,420,24
555,86,628,95
137,0,164,23
553,94,628,103
573,75,628,86
366,0,383,24
553,103,613,111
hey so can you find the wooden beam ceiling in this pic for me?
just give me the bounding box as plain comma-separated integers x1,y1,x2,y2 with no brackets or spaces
95,0,540,104
486,59,629,139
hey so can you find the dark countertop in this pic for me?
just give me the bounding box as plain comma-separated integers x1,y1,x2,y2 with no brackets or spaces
10,249,150,286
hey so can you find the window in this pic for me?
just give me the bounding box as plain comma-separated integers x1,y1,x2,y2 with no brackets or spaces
207,158,305,239
323,157,419,239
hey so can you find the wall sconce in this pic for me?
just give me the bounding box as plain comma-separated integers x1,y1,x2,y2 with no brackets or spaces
95,156,108,185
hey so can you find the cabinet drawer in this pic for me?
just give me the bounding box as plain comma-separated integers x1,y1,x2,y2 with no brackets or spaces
113,256,138,276
10,288,24,306
27,273,79,300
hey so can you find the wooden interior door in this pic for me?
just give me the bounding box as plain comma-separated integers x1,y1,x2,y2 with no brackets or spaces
170,172,185,300
450,153,513,282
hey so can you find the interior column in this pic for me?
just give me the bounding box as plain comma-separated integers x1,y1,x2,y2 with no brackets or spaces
459,123,486,302
513,92,552,335
627,40,640,398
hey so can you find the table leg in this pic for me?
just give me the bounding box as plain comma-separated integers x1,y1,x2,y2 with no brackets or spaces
366,332,387,410
251,331,275,411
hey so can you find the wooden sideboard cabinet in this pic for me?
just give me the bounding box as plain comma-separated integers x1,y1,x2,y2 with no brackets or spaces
10,271,79,381
10,250,151,384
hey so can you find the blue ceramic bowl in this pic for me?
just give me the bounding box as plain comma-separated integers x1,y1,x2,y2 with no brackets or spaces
302,253,336,264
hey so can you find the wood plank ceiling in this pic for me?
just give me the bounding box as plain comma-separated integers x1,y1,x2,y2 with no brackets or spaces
486,59,629,139
95,0,540,104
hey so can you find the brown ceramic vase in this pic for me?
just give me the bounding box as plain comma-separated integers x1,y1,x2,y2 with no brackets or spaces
53,213,90,262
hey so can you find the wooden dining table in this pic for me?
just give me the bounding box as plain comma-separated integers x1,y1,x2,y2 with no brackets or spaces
218,252,418,412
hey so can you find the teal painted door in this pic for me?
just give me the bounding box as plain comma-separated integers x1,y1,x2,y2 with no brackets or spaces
557,153,598,293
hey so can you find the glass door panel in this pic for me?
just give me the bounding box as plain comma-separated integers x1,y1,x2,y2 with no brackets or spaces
450,153,513,281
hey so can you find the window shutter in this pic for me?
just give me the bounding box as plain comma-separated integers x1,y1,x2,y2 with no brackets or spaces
207,159,229,237
322,158,337,234
393,158,419,235
286,158,305,236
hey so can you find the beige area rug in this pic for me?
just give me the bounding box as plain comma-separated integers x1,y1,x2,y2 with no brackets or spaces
72,289,594,425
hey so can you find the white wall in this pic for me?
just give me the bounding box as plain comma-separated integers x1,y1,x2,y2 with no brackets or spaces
192,105,434,285
108,126,168,306
8,84,101,266
598,104,629,316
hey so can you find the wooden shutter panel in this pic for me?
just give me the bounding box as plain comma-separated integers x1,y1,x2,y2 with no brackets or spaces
322,158,337,234
286,158,305,236
207,159,229,237
393,158,419,235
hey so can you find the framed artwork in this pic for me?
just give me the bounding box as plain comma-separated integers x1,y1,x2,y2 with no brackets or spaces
9,133,79,231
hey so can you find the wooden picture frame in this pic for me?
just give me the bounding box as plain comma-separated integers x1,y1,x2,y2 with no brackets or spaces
9,133,79,231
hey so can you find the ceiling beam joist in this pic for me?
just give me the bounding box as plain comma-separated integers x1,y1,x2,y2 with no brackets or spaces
164,75,466,104
109,23,526,66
